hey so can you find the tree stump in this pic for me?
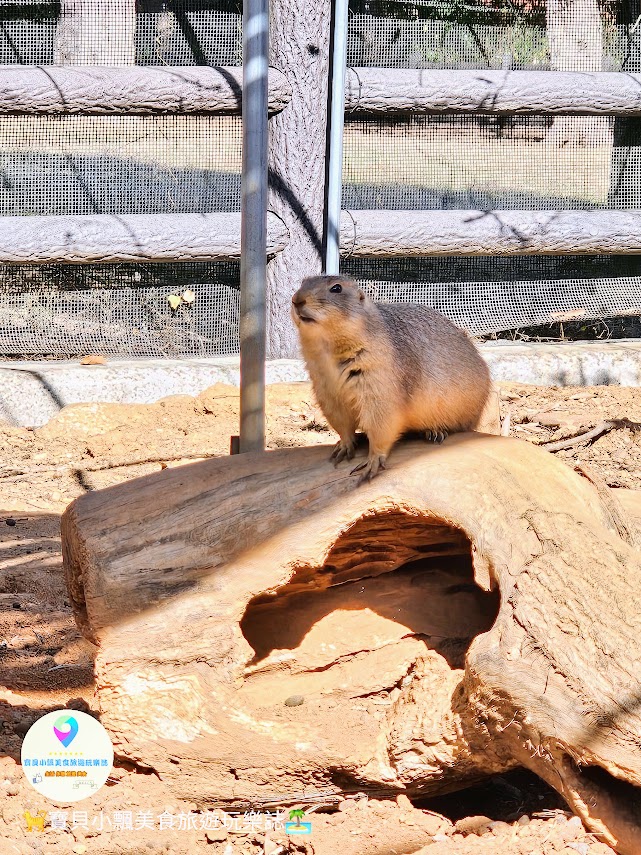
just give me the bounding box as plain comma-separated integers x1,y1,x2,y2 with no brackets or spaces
61,434,641,854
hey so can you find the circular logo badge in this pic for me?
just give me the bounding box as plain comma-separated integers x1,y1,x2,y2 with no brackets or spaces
21,710,114,802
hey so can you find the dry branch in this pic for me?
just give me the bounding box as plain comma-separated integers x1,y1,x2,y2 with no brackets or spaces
542,419,615,451
542,418,641,452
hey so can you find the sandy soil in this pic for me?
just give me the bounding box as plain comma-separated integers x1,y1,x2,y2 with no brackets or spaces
2,378,638,855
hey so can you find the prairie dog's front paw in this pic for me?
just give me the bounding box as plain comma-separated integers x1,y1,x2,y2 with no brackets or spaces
330,438,356,466
350,454,386,484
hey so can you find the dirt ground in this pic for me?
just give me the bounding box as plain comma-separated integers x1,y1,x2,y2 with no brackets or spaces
2,378,640,855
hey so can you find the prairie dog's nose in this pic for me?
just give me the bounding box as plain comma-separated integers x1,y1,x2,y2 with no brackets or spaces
292,294,306,307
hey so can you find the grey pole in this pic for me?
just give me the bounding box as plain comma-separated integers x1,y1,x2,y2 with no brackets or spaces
325,0,349,275
239,0,269,453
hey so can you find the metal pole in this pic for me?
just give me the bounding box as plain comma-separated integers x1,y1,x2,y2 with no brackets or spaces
325,0,349,275
239,0,269,453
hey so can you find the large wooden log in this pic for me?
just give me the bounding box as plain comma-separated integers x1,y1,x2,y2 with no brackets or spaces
0,66,291,115
340,209,641,257
345,68,641,116
61,435,641,854
0,212,288,264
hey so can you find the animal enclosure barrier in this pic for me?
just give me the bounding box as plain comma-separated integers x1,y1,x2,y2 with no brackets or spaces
0,0,641,358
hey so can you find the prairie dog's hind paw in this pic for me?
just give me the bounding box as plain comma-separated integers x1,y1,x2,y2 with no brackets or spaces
425,429,449,444
350,455,386,484
330,438,356,466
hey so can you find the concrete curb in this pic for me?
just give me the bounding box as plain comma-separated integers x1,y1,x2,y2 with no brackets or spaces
2,340,641,427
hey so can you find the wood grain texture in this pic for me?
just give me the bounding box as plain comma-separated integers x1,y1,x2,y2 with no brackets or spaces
0,66,291,115
266,0,332,357
0,212,288,263
345,68,641,115
340,209,641,256
61,435,641,853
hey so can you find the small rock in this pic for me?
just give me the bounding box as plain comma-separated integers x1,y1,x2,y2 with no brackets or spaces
396,794,413,812
432,834,449,843
263,840,284,855
568,844,589,855
567,816,584,830
284,695,304,707
206,829,229,843
488,820,511,835
517,815,530,825
454,815,493,835
560,821,582,842
5,783,19,796
72,846,88,854
5,518,16,526
416,811,447,835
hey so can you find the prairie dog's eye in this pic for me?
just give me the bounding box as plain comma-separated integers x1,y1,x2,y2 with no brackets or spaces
329,283,342,293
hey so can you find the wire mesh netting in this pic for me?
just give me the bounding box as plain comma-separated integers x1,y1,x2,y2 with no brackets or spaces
0,262,241,358
0,1,640,356
341,110,641,334
342,255,641,335
346,1,641,72
342,0,641,338
0,1,243,356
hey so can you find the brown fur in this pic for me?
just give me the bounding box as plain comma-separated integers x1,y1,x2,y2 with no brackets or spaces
291,274,491,481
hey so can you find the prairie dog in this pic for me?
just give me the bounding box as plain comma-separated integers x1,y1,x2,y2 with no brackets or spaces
291,275,491,481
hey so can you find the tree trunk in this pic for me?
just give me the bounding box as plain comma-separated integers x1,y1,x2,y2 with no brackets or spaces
266,0,331,357
54,0,136,65
546,0,612,146
61,434,641,854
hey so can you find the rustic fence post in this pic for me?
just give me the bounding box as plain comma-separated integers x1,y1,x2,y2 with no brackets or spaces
266,0,332,357
54,0,136,65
